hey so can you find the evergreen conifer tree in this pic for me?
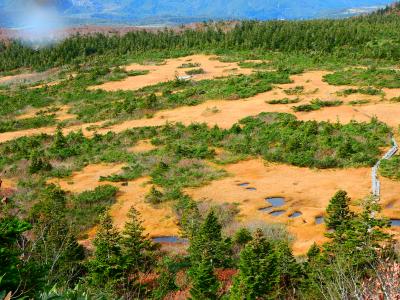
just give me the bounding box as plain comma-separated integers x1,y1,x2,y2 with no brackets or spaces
86,213,124,290
189,210,231,268
119,206,159,297
230,229,279,299
326,196,392,269
121,206,157,272
326,190,354,230
306,242,321,260
189,254,219,300
0,216,32,294
30,185,84,287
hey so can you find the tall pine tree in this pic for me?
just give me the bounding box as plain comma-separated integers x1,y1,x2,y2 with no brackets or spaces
326,190,354,230
230,229,279,299
0,216,32,295
120,206,159,296
30,185,84,288
86,213,124,291
189,210,231,268
189,253,219,300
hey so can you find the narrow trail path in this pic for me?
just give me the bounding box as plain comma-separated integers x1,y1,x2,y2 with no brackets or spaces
372,137,398,198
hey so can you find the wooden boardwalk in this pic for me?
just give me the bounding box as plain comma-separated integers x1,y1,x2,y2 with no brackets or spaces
372,137,399,198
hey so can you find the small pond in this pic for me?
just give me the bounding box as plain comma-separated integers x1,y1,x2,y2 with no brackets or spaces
266,197,285,207
246,187,257,191
315,216,324,224
152,236,188,244
259,207,273,212
238,182,250,187
269,210,286,217
390,219,400,227
289,211,302,218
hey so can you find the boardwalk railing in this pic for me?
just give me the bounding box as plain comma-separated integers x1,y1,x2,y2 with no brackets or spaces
372,137,398,198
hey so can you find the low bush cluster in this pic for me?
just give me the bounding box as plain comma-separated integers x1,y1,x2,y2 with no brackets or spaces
292,99,343,112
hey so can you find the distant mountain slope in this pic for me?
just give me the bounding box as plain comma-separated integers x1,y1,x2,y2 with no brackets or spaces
0,0,395,27
374,1,400,13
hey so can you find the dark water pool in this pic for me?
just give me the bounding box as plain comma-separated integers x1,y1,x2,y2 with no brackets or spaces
315,216,324,224
266,197,285,207
289,211,302,218
246,187,257,191
259,207,273,212
152,236,188,244
269,210,286,217
238,182,250,187
390,219,400,227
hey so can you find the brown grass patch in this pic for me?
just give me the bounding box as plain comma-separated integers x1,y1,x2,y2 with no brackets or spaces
185,159,400,255
128,139,157,153
49,163,179,238
15,105,76,122
89,54,253,91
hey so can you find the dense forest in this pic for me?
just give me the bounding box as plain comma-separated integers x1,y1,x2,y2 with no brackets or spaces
1,3,400,299
2,9,400,72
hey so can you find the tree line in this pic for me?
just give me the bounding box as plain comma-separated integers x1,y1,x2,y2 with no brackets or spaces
1,11,400,72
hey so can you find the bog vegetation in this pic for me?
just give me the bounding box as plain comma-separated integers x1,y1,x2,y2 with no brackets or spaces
1,2,400,299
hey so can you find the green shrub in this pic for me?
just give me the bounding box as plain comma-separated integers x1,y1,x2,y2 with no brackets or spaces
127,70,150,76
284,86,304,95
68,185,119,233
29,150,52,174
238,61,271,69
151,159,226,189
178,63,201,68
145,186,165,205
325,68,400,88
292,104,319,112
337,87,383,96
267,98,300,104
185,68,205,75
225,112,390,168
292,99,343,112
380,157,400,180
348,100,370,106
0,115,57,133
100,163,145,182
390,96,400,102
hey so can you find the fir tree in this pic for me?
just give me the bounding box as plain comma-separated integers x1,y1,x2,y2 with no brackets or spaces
120,206,158,297
230,229,279,299
326,196,392,269
86,213,124,290
326,190,354,230
53,127,66,151
189,254,219,300
152,257,179,300
29,150,52,174
274,242,303,296
177,194,201,239
30,185,84,287
233,228,252,246
189,210,231,268
306,242,321,260
0,216,32,294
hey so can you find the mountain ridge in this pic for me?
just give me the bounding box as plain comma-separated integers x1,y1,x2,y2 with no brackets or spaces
0,0,395,27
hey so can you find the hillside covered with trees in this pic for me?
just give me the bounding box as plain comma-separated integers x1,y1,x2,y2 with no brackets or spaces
1,9,400,72
1,3,400,300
